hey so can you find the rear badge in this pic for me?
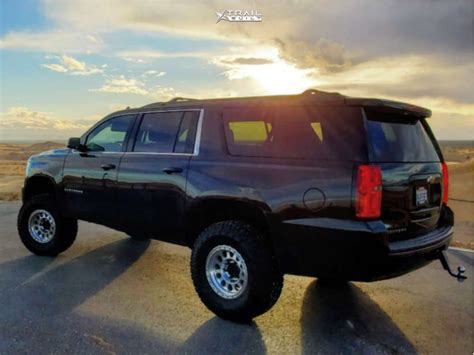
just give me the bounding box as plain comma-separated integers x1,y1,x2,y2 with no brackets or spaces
416,186,428,206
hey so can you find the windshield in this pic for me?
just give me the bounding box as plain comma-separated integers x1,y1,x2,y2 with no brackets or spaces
365,110,440,163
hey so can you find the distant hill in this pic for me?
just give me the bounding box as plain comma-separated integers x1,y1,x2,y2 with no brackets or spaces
0,141,64,161
23,141,64,152
438,140,474,148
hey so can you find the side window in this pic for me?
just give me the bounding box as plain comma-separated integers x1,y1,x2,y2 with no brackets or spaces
86,115,134,152
175,111,199,153
223,105,365,160
310,122,323,141
133,111,199,153
228,121,269,145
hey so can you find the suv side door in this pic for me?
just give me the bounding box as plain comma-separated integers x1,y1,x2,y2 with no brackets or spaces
116,109,202,242
62,114,136,226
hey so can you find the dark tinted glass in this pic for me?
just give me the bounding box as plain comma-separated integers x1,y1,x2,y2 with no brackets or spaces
365,111,439,162
174,111,199,153
133,111,199,153
86,115,134,152
134,112,182,153
223,105,365,160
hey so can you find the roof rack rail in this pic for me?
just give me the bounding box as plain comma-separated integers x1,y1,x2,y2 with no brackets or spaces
167,97,197,103
302,89,340,96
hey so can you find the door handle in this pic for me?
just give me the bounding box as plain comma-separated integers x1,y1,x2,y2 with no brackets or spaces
101,164,116,171
162,167,183,174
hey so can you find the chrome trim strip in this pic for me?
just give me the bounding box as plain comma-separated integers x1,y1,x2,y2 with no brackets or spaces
122,152,195,156
193,109,204,156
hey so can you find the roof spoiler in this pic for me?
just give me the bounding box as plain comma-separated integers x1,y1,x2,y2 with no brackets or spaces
345,97,432,118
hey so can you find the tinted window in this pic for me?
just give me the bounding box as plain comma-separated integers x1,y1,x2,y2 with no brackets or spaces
229,121,270,143
223,105,365,160
175,111,199,153
86,115,134,152
365,111,439,162
134,111,199,153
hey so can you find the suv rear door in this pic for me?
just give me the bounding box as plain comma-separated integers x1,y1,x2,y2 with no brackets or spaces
116,109,201,241
364,109,443,239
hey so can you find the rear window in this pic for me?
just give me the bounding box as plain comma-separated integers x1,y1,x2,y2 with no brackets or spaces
365,110,440,162
223,105,365,160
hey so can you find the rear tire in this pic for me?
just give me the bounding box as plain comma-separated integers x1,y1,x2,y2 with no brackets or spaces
17,194,77,256
191,221,283,322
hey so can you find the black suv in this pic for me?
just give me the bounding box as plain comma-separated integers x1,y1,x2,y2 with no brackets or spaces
18,89,456,321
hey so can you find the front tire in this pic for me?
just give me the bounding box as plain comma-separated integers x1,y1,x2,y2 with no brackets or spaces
17,194,77,256
191,221,283,322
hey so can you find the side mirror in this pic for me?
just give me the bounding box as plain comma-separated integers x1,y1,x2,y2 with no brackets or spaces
67,137,84,151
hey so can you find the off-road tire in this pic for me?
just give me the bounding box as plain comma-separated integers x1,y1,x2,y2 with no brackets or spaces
17,194,78,256
191,220,283,322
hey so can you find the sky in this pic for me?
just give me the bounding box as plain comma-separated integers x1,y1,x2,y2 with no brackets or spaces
0,0,473,141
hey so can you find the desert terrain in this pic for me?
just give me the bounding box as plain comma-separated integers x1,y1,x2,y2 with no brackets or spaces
0,141,64,201
0,141,472,248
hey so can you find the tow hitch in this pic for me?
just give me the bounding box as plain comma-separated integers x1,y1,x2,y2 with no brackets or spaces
438,250,467,281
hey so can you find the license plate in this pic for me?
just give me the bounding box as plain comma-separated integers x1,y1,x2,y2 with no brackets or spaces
416,186,428,206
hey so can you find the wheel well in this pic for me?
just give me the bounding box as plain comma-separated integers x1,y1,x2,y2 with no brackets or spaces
185,199,273,247
23,176,56,202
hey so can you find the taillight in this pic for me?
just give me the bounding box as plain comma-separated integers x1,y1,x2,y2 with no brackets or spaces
441,162,449,204
356,165,382,219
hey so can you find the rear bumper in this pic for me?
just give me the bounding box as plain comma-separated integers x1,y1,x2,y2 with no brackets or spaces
272,207,453,281
388,224,452,256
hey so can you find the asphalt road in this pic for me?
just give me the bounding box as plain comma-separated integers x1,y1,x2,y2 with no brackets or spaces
0,202,472,354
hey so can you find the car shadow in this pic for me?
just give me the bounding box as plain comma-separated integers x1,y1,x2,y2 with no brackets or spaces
300,280,416,354
0,239,171,353
0,254,55,290
0,239,150,320
0,241,420,353
180,317,265,354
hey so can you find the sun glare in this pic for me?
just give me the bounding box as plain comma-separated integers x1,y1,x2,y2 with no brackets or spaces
250,61,317,95
221,48,318,95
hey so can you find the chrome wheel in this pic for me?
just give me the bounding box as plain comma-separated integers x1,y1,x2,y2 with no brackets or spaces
206,245,248,299
28,209,56,244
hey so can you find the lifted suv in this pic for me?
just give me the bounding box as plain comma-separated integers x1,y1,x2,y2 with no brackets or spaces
18,89,458,321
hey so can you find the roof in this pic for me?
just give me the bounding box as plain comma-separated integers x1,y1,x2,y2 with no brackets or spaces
139,89,345,109
118,89,431,118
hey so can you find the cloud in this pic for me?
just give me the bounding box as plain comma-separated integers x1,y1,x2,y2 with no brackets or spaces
41,55,104,76
142,70,166,77
428,112,474,141
276,38,352,73
41,63,68,73
0,107,98,139
122,57,146,64
117,50,209,59
150,86,177,101
91,76,148,95
0,31,103,53
61,55,86,71
42,0,472,63
220,57,274,65
314,55,474,108
214,50,316,95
